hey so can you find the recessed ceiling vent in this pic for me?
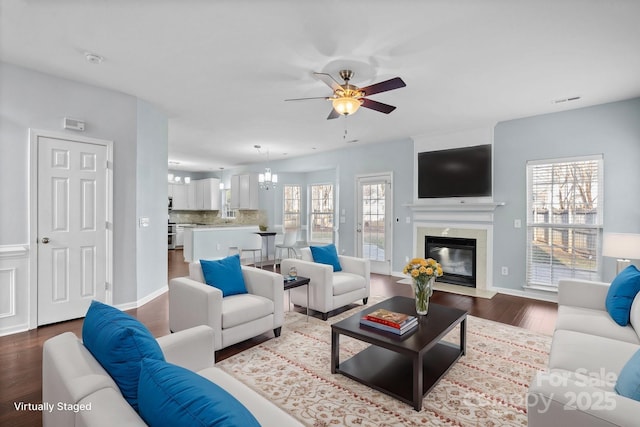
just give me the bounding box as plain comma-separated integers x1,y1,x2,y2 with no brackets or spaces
553,96,581,104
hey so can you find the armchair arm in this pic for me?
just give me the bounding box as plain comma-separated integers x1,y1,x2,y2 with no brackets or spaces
281,258,334,313
339,255,370,288
558,279,610,310
168,277,223,350
157,325,215,371
528,370,640,427
242,266,285,327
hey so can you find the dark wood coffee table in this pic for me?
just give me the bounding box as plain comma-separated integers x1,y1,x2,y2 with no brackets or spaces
331,296,467,411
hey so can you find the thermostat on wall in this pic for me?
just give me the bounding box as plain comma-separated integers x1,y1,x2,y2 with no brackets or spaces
63,117,85,131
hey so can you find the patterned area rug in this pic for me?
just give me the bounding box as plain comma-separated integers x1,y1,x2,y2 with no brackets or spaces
217,298,551,426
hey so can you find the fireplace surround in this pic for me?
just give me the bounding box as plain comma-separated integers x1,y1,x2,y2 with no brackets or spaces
426,236,477,287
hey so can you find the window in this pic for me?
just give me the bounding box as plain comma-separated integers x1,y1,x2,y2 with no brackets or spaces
526,155,603,288
221,189,236,219
309,184,334,243
283,185,301,230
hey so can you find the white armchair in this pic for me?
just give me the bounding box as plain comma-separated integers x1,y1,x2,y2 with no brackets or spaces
169,262,284,350
280,247,370,320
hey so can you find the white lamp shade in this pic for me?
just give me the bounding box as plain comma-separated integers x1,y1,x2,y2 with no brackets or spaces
602,232,640,260
184,177,191,184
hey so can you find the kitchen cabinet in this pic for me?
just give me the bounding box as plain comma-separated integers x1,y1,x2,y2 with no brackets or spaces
230,173,259,210
169,183,189,210
168,178,220,210
196,178,220,210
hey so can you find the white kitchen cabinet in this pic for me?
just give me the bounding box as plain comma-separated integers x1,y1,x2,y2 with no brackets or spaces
169,183,189,210
169,178,220,210
198,178,220,210
230,173,259,209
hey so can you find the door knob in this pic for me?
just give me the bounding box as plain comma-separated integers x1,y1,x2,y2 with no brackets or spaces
41,237,50,244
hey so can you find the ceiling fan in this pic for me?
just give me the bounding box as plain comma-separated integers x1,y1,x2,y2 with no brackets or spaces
286,70,406,120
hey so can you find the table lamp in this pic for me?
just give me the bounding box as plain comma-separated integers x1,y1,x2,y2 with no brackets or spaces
602,232,640,274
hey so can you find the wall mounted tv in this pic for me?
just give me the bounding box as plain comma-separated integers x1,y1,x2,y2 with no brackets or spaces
418,144,492,198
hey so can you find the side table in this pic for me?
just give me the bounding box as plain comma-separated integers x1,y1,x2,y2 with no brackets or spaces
284,276,310,321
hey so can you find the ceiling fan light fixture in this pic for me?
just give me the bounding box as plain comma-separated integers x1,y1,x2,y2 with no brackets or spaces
332,96,362,115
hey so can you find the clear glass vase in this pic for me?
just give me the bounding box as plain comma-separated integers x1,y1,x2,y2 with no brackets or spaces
413,276,434,315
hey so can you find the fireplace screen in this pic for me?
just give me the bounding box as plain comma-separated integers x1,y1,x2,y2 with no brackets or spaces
425,236,477,287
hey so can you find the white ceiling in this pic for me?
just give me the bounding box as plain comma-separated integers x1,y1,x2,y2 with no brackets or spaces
2,0,640,171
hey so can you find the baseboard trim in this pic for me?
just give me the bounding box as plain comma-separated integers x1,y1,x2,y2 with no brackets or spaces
494,286,558,303
0,323,29,337
115,285,168,312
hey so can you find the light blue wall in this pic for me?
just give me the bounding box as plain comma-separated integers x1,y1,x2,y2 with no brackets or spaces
136,100,169,300
0,62,168,307
232,138,415,272
493,97,640,290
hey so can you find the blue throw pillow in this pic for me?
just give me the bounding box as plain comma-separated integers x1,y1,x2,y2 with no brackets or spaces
138,358,260,427
605,265,640,326
200,255,248,297
615,349,640,401
82,300,165,411
310,244,342,272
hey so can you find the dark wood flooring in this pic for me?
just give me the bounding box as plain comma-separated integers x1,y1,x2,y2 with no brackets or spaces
0,249,557,426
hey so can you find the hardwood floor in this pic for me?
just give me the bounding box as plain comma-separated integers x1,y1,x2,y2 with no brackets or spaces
0,249,557,426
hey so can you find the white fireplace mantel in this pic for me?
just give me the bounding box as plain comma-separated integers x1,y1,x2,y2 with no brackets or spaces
404,201,505,213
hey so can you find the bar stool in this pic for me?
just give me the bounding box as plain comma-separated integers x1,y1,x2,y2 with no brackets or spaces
240,233,263,268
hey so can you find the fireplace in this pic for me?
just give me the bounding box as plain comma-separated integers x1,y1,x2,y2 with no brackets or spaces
425,236,477,288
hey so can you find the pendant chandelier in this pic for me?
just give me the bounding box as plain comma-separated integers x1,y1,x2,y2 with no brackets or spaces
255,145,278,190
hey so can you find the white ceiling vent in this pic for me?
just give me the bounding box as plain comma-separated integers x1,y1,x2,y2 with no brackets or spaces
63,117,85,131
553,96,581,104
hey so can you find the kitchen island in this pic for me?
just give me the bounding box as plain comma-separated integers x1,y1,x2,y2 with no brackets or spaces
183,225,263,263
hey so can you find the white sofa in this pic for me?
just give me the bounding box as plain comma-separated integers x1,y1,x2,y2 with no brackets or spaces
169,262,284,350
43,325,303,427
527,279,640,426
280,247,370,320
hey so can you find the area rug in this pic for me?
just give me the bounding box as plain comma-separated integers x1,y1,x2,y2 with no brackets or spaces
216,298,551,426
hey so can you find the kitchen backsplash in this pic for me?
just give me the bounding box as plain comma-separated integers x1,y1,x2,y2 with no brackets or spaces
169,210,267,226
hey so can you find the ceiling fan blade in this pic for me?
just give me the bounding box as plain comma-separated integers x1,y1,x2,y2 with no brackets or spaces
314,72,342,91
284,96,330,101
359,77,406,97
361,98,397,114
327,108,340,120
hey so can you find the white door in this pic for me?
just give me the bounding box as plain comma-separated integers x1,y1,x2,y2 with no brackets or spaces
356,174,393,275
36,135,109,325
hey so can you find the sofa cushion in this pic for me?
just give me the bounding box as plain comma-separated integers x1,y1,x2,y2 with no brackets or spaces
630,293,640,334
222,294,274,329
82,300,165,411
556,305,640,344
200,255,248,297
548,329,639,384
606,265,640,326
310,244,342,272
138,358,260,427
615,349,640,401
333,272,366,296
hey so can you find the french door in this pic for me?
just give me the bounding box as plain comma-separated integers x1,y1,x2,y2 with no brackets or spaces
356,173,392,275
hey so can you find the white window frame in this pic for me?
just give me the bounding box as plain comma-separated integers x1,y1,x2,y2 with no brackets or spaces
283,184,301,230
526,154,603,289
308,183,334,244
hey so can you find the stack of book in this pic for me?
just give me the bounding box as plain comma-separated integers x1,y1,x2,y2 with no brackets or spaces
360,308,418,335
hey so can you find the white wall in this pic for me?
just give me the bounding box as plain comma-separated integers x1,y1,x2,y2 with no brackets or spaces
0,62,168,333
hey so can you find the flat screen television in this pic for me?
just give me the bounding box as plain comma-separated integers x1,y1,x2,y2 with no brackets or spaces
418,144,492,198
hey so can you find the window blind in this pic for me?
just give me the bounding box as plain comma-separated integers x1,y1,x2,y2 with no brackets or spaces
526,156,603,287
